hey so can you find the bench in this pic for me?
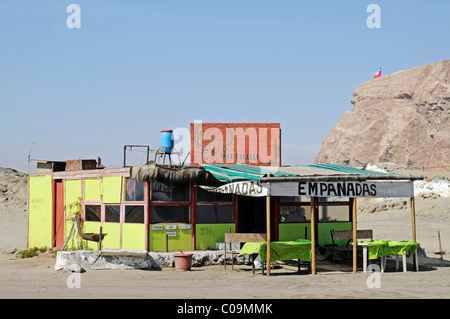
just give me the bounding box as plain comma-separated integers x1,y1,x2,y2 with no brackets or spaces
329,229,373,266
224,233,267,270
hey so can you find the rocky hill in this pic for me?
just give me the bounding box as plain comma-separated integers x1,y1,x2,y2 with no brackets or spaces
314,60,450,169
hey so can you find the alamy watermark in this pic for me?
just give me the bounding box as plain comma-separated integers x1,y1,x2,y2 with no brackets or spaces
66,4,81,29
366,264,381,288
366,4,381,29
66,272,81,289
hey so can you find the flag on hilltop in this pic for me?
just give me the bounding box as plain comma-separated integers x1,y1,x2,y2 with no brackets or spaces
373,67,382,79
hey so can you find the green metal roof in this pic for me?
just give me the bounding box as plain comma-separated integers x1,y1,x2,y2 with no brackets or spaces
308,164,398,176
202,163,296,182
202,163,420,183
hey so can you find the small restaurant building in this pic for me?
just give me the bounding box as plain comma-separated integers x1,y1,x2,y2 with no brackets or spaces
27,123,423,274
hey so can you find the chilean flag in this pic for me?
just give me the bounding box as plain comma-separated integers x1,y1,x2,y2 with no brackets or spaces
373,67,382,79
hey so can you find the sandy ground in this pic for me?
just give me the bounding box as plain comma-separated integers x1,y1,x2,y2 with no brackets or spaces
0,167,449,300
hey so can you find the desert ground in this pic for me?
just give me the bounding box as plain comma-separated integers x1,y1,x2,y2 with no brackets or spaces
0,167,449,300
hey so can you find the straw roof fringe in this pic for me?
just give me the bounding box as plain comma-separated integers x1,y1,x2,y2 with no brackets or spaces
130,164,217,185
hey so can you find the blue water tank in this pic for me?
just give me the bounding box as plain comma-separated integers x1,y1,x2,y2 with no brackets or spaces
160,130,174,153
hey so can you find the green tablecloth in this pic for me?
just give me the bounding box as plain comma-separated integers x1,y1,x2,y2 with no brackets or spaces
358,240,420,260
239,240,311,262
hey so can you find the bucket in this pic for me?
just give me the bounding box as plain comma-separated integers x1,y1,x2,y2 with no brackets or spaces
160,130,174,153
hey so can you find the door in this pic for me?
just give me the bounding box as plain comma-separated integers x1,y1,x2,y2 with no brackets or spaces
54,180,65,249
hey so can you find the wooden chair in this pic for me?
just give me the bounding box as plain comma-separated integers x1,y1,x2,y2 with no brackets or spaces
224,233,267,270
330,229,373,266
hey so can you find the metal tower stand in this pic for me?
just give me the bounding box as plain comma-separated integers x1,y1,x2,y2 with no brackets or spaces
154,147,181,167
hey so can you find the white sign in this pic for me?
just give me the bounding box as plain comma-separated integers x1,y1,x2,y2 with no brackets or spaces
200,181,269,197
166,225,177,230
166,232,177,237
270,181,414,198
179,224,191,230
151,225,164,230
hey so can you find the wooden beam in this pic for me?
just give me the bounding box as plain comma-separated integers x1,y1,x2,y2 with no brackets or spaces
310,197,316,275
352,197,357,273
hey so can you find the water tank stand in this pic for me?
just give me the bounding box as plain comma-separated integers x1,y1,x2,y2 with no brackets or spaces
154,147,181,167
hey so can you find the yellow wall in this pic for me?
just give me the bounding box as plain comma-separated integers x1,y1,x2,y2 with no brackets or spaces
84,178,101,201
101,223,121,249
122,224,146,250
102,176,122,203
28,175,53,248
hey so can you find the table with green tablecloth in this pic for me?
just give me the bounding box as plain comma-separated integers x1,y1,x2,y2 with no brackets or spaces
239,239,311,274
357,240,420,272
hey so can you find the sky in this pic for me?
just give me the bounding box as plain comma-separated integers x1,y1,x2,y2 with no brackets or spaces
1,1,449,173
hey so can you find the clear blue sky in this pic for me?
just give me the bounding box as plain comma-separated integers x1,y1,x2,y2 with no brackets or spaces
1,1,449,173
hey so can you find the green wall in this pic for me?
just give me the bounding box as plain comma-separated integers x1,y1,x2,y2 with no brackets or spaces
279,223,310,241
318,222,352,246
278,222,352,246
149,224,193,252
196,224,236,250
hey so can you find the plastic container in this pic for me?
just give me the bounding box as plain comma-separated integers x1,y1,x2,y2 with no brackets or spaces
160,130,174,153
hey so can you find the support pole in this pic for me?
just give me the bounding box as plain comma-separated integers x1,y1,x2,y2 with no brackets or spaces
266,173,271,277
352,197,357,273
411,196,417,270
310,197,316,275
410,196,416,241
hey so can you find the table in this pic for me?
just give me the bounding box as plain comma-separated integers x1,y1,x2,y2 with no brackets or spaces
388,240,420,272
239,239,311,274
357,240,420,272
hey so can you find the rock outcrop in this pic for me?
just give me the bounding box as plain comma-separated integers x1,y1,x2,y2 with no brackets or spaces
314,60,450,169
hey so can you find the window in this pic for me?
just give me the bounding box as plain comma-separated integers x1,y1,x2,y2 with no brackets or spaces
280,206,311,223
319,206,350,222
125,206,145,224
151,181,190,202
151,206,189,223
105,205,120,223
125,178,144,201
197,206,233,223
85,205,101,222
196,187,233,203
280,196,310,203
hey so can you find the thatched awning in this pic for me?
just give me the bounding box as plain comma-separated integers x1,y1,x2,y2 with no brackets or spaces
130,164,218,185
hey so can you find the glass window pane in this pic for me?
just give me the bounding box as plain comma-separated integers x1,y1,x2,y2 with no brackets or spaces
319,206,350,222
196,187,233,203
85,205,101,222
151,206,189,223
125,178,145,201
280,196,310,203
280,206,311,223
125,206,145,224
197,206,233,223
151,181,189,202
105,205,120,223
318,197,349,203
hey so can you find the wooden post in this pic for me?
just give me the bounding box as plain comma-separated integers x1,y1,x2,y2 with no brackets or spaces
166,232,169,252
352,198,357,273
266,173,271,276
411,196,417,270
410,196,416,241
310,197,316,275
